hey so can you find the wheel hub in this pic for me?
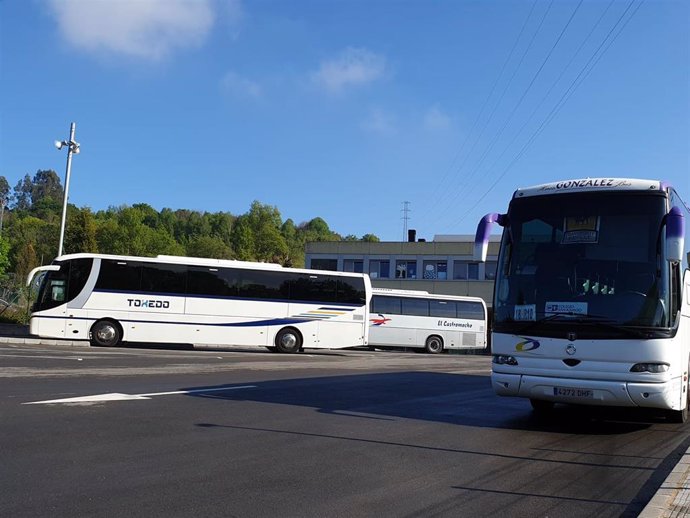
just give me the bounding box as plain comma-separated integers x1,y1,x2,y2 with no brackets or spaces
280,333,297,348
97,326,116,342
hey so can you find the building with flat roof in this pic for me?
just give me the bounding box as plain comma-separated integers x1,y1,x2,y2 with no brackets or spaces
305,232,501,307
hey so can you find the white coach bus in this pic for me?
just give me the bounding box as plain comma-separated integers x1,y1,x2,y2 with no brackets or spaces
368,288,487,353
474,178,690,421
27,253,371,353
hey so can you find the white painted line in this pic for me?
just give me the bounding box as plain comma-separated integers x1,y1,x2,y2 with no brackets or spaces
24,385,256,405
140,385,256,397
0,354,85,361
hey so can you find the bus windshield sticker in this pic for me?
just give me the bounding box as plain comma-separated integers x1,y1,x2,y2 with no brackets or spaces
514,304,536,321
545,302,588,316
562,216,599,244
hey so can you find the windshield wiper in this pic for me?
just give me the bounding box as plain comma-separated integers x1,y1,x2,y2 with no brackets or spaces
514,312,654,339
514,312,585,334
572,315,652,338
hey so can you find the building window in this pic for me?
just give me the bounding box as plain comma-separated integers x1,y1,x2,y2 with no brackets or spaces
344,259,364,273
453,261,480,280
369,260,390,279
423,260,447,280
310,258,338,271
395,260,417,279
485,261,498,280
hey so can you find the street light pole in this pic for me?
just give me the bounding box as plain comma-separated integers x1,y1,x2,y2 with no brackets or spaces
56,122,80,258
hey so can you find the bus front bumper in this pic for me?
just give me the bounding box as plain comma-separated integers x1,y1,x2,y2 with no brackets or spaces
491,372,682,410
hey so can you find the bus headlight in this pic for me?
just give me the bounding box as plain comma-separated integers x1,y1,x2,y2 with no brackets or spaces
493,354,519,366
630,363,670,373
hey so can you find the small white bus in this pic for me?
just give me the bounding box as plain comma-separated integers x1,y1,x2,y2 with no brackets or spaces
368,288,488,353
27,253,371,353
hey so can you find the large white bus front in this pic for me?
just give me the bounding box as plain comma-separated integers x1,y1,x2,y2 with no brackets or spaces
474,179,689,421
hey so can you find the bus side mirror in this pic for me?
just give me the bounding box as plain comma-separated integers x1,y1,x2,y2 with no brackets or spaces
474,213,506,262
665,206,685,263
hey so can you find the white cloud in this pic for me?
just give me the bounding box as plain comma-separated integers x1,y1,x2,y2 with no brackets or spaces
47,0,221,60
361,108,396,136
221,72,262,99
311,47,387,93
423,105,452,131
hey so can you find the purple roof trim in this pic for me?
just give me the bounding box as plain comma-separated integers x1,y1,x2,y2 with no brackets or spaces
475,213,503,247
667,206,685,239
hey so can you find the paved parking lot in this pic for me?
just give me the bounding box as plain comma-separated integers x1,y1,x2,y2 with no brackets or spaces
1,341,688,517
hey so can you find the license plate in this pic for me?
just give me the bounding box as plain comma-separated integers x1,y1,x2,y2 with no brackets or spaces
553,387,593,399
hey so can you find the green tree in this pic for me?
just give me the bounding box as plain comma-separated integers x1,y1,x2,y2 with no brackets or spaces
10,216,41,279
186,235,233,259
132,203,160,229
65,206,98,254
281,218,302,267
0,176,10,206
255,224,288,263
299,217,341,244
12,174,33,211
0,176,9,237
230,216,255,261
0,236,11,277
31,170,63,205
244,201,288,263
140,226,185,256
361,233,380,242
206,212,235,246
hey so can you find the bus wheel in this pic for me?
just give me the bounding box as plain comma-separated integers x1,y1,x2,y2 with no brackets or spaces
670,405,689,424
530,399,555,413
424,335,443,354
90,320,121,347
275,327,302,354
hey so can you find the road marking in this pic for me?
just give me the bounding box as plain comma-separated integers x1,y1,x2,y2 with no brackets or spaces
24,385,256,405
0,354,85,361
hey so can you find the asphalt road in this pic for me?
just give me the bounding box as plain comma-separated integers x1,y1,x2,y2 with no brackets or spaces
2,342,688,518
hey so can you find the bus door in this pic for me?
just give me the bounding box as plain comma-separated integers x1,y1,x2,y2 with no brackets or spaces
27,265,69,338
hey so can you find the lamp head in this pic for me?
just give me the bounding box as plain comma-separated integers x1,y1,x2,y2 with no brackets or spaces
54,140,64,150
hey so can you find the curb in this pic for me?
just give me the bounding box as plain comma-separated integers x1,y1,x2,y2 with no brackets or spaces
0,335,90,346
639,447,690,518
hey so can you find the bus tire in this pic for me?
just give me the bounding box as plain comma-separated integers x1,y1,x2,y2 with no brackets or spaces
669,405,689,424
90,319,122,347
424,335,443,354
275,327,302,354
530,399,555,413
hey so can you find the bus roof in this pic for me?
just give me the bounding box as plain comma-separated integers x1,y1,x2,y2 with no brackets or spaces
48,252,368,279
513,178,666,199
371,287,485,304
372,288,430,296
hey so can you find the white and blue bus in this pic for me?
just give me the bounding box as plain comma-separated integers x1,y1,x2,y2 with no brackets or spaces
369,288,487,353
27,253,371,353
474,178,690,421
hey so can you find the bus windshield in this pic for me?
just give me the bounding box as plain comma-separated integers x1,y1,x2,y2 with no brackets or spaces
33,258,93,312
493,192,669,338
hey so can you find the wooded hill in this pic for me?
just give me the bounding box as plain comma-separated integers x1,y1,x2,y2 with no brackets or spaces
0,170,379,312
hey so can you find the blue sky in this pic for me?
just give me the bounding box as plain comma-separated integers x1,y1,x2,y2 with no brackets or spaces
1,0,688,241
